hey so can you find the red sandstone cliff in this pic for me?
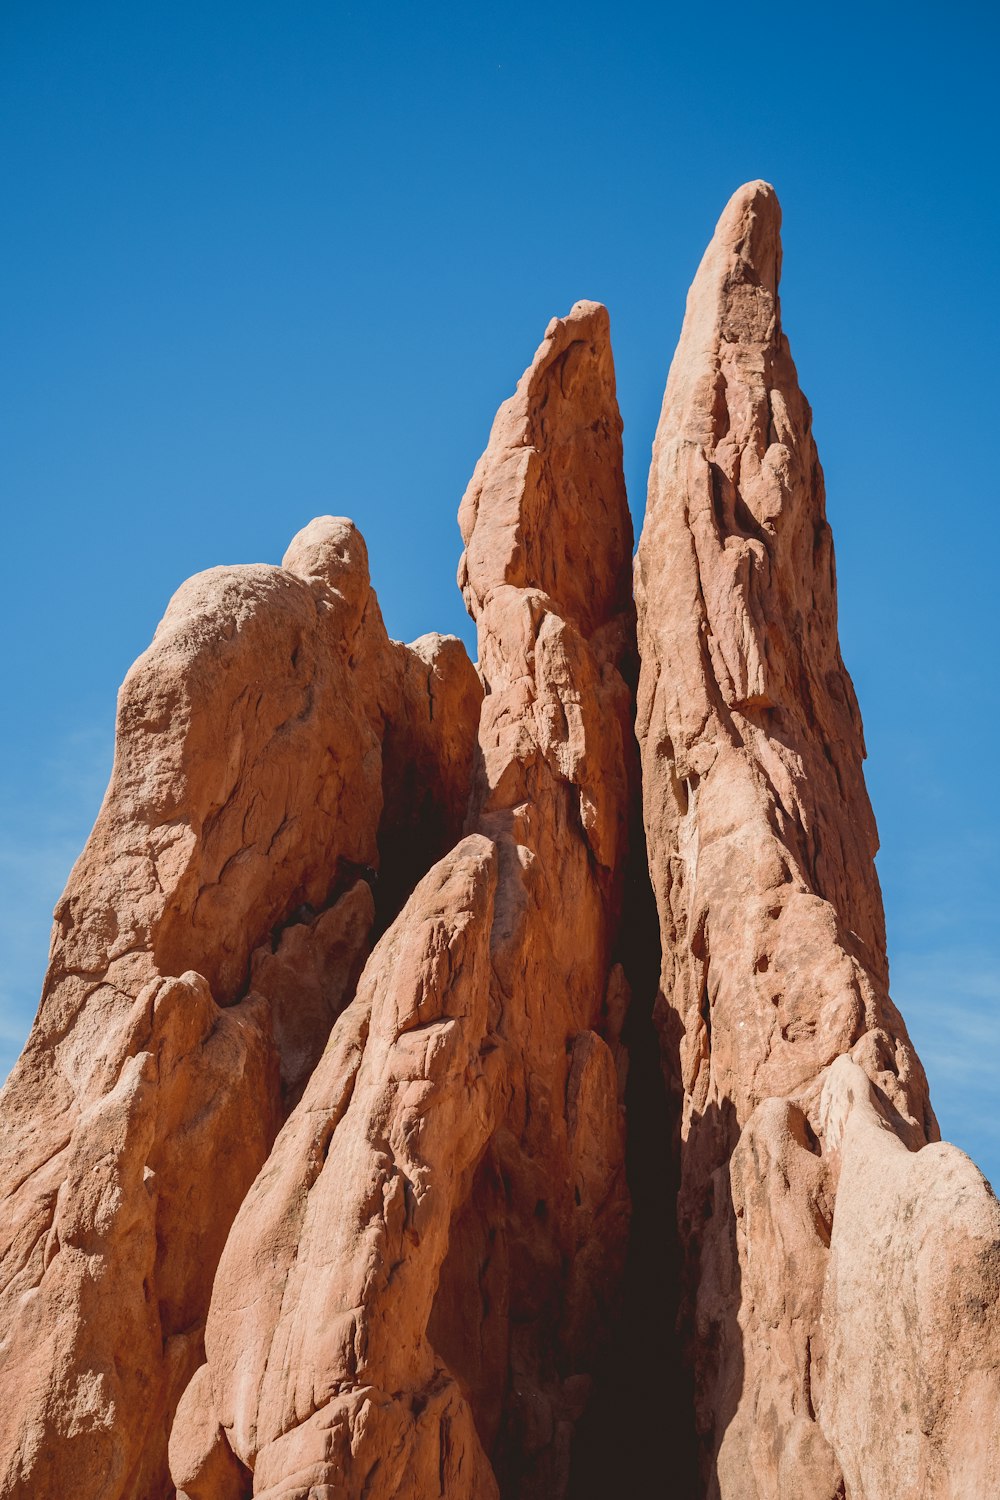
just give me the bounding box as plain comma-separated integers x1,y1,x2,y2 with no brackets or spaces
0,189,997,1500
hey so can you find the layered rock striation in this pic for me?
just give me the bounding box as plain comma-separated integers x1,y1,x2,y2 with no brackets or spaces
1,189,998,1500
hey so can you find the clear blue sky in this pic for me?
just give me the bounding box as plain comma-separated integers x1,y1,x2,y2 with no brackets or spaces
2,3,997,1183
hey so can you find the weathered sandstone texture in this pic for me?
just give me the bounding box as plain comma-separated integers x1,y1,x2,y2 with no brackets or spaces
0,519,480,1500
170,298,636,1500
635,179,1000,1497
1,188,998,1500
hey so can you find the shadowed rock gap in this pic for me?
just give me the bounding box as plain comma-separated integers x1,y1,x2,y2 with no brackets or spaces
568,790,698,1497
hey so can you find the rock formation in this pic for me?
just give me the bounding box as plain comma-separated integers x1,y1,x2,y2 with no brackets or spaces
169,298,635,1500
634,180,1000,1497
1,188,998,1500
0,519,480,1500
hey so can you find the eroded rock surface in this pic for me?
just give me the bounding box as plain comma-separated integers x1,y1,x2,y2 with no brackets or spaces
1,197,998,1500
452,301,635,1495
819,1057,1000,1500
635,180,1000,1497
0,517,480,1500
173,299,636,1500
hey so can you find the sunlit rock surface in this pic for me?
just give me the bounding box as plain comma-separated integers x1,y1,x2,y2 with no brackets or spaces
1,191,996,1500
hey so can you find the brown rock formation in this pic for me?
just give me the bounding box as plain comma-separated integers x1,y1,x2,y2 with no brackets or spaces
188,835,506,1500
635,180,1000,1496
170,299,635,1499
0,517,480,1500
819,1057,1000,1499
451,299,635,1493
1,190,998,1500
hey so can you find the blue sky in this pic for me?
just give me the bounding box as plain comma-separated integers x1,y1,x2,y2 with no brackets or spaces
2,2,997,1183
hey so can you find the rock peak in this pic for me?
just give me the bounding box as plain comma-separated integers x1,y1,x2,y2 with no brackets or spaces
458,297,631,642
541,296,608,345
712,178,781,256
674,178,784,359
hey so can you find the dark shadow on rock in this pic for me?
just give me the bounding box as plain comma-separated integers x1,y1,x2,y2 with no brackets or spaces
682,1093,742,1500
568,811,699,1498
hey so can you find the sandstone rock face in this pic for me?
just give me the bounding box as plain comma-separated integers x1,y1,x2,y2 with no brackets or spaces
452,301,635,1494
0,972,277,1500
186,837,505,1500
2,195,998,1500
0,517,480,1500
635,180,1000,1496
172,299,635,1499
819,1057,1000,1500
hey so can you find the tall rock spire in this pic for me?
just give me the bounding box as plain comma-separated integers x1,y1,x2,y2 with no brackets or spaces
635,181,1000,1497
169,300,637,1499
1,189,997,1500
